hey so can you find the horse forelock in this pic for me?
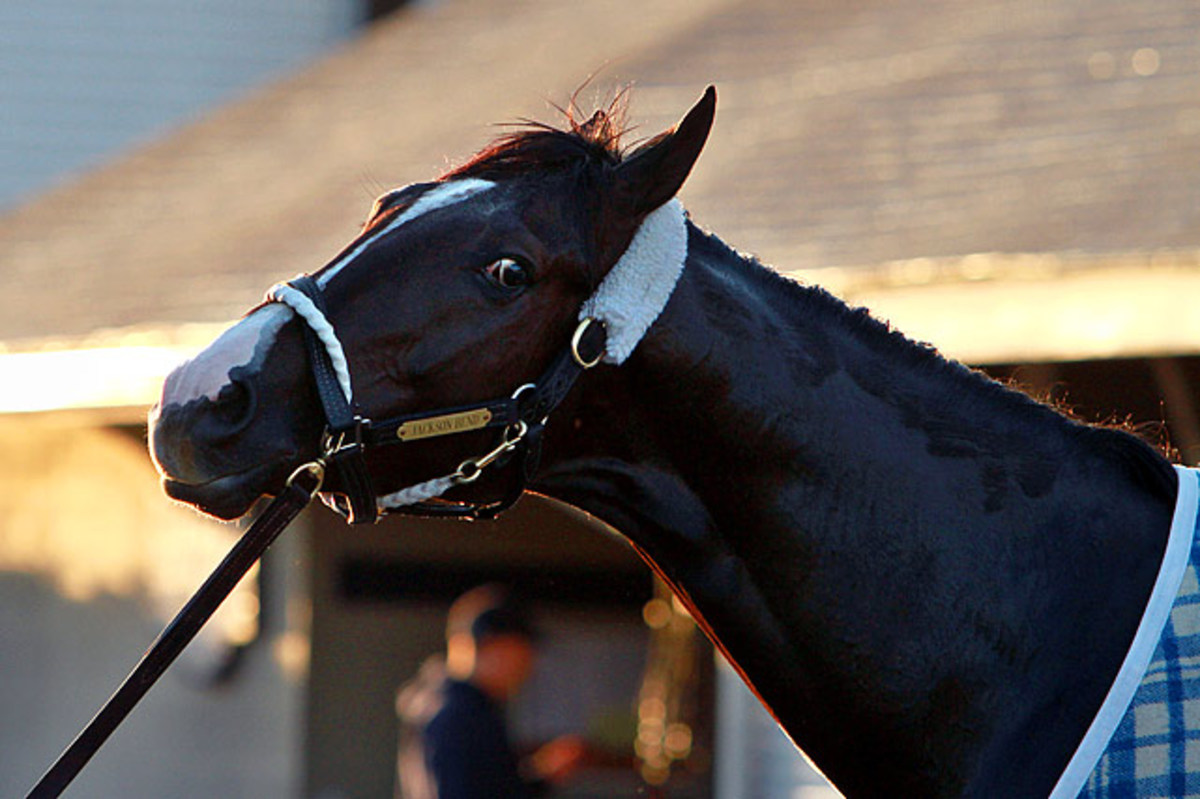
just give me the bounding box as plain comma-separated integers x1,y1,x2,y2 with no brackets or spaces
443,92,630,183
441,96,677,293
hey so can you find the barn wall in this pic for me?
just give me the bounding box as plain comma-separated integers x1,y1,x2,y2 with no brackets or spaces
0,0,363,209
0,417,307,797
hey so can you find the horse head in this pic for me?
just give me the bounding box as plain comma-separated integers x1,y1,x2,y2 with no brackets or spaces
149,88,716,521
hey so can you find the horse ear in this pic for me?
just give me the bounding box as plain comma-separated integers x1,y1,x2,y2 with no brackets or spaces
613,85,716,218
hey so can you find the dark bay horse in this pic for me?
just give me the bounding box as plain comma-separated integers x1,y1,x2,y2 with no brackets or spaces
149,88,1181,797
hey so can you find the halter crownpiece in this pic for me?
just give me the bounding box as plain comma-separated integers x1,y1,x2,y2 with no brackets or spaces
264,190,690,522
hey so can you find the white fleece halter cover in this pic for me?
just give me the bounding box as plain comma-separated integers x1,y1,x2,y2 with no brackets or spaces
581,198,688,364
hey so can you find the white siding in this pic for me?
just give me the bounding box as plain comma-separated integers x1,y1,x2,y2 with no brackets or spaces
715,660,843,799
0,0,363,209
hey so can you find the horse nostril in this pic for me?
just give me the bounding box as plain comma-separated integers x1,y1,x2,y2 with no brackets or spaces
211,377,258,434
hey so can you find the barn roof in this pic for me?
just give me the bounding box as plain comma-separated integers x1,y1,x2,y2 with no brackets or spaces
3,0,1200,411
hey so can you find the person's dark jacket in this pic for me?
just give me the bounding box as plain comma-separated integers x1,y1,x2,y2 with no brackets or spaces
397,660,545,799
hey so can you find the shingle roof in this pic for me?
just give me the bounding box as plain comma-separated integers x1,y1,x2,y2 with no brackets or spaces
2,0,1198,347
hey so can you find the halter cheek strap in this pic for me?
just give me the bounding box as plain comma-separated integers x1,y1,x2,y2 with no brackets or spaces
265,198,688,523
266,277,377,521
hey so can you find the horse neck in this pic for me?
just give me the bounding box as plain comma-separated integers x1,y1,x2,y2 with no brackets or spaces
626,222,1120,547
538,221,1177,797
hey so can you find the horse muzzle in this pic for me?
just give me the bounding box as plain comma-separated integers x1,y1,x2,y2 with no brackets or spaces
149,369,311,520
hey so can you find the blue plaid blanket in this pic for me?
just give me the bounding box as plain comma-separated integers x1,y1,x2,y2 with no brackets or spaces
1055,466,1200,798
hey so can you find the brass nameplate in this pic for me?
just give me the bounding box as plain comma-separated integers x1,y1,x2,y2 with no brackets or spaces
397,409,493,441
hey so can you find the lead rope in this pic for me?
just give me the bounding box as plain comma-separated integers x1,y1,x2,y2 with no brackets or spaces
377,474,459,509
24,462,325,799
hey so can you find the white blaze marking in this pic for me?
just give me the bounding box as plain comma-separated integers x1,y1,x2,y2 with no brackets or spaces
161,304,291,407
316,178,495,288
160,178,495,409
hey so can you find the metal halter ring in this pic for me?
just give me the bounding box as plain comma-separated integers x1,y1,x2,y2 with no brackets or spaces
571,317,605,369
286,460,327,499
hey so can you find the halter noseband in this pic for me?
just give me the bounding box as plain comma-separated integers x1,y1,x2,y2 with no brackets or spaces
264,196,687,524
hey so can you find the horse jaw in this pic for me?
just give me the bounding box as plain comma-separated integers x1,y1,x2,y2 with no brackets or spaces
155,455,295,520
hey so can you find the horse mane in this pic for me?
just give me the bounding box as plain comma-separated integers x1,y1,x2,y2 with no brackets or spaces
689,225,1178,501
829,284,1177,500
828,278,1176,499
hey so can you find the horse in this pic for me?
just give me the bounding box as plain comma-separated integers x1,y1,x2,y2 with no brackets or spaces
148,87,1192,797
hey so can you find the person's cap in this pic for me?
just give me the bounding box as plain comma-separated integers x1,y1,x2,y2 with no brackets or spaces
446,584,539,643
469,601,539,642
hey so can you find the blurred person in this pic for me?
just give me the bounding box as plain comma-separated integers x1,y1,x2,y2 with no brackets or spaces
396,584,585,799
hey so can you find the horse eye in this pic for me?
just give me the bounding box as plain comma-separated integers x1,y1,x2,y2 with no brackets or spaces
484,257,532,290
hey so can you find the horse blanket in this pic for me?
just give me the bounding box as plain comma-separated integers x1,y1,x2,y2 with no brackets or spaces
1053,465,1200,798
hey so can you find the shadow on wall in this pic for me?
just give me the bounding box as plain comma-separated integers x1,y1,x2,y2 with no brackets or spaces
0,417,257,643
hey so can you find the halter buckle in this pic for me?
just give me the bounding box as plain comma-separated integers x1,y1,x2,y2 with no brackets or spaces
321,417,370,459
320,417,380,524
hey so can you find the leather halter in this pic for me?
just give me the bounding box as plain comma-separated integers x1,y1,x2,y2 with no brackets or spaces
273,275,608,524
